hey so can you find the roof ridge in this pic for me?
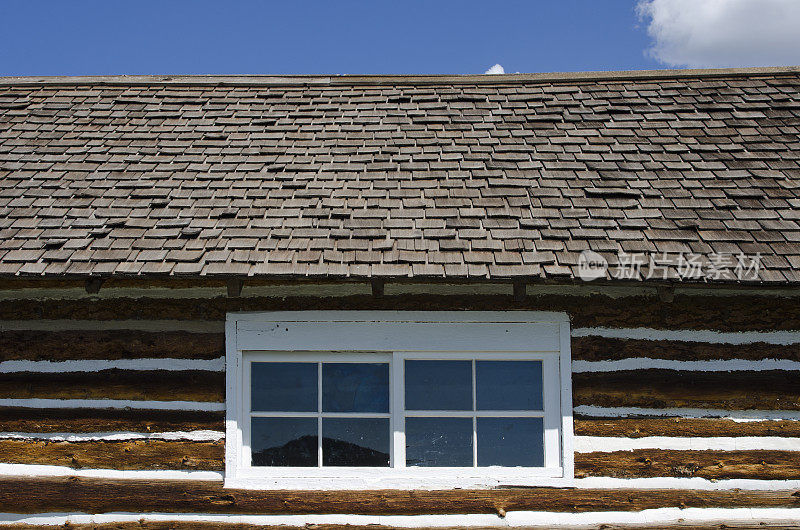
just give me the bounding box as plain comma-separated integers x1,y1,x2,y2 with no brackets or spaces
1,66,800,86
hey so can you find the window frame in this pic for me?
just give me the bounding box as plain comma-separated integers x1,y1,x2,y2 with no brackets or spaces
225,311,573,490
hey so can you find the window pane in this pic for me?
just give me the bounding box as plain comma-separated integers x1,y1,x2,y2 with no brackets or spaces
476,360,543,411
251,417,317,467
477,417,543,467
251,362,317,412
405,360,472,411
322,418,390,467
322,363,389,413
406,417,473,467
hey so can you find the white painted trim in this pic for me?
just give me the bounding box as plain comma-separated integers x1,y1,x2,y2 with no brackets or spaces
0,430,225,442
575,436,800,452
0,463,223,481
230,310,570,323
235,312,566,352
572,327,800,345
558,318,574,482
574,405,800,422
224,316,241,488
0,398,224,412
225,311,573,490
572,358,800,372
0,357,225,373
5,508,800,528
0,320,224,333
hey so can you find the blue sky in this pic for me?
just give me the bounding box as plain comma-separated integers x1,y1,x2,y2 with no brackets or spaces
0,1,658,76
1,1,799,76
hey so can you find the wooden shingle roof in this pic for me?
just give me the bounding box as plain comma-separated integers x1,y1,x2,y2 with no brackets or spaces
0,67,799,283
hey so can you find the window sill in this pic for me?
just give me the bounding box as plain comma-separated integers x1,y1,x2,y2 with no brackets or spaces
224,467,572,490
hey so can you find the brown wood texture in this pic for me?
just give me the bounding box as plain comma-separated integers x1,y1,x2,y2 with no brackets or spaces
0,521,792,529
574,417,800,437
0,439,223,470
0,293,796,331
0,407,224,433
0,330,224,361
0,370,224,402
1,477,799,515
575,449,800,480
572,336,800,362
573,370,800,410
0,526,461,530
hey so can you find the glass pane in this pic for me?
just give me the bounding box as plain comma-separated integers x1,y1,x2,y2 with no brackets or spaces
405,360,472,411
405,417,473,467
251,362,317,412
476,361,543,411
251,417,317,467
477,417,544,467
322,418,390,467
322,363,389,413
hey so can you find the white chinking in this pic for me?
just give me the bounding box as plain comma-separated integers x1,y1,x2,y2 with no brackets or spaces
0,357,225,373
0,398,224,412
572,327,800,345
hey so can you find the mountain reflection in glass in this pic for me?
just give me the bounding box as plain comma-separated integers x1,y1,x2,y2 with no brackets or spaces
477,417,544,467
322,363,389,413
251,417,317,467
476,361,543,411
405,360,472,410
251,362,317,412
406,417,473,467
322,418,390,466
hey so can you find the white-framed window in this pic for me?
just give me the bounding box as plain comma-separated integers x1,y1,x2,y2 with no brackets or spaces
225,311,573,490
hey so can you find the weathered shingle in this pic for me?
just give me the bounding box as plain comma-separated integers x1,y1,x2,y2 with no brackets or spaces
0,69,799,283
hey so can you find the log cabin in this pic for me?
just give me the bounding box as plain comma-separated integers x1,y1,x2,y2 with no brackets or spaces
0,67,799,528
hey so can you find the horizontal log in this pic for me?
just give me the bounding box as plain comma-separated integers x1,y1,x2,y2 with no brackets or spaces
1,294,798,331
2,438,798,481
575,449,800,480
574,417,800,438
0,521,793,530
0,369,224,402
573,370,800,410
0,518,398,530
572,336,800,362
0,439,223,470
1,476,799,515
0,330,224,361
0,407,224,433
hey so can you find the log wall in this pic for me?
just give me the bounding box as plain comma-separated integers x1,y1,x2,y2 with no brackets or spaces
0,283,799,528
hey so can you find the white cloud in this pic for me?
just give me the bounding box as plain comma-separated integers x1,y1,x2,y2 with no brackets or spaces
637,0,800,68
484,64,505,75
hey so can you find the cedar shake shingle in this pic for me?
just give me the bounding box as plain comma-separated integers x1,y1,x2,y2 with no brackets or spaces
0,69,798,283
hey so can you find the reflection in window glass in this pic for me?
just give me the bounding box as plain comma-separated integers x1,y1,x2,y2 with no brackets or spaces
476,361,543,411
477,417,544,467
322,363,389,413
322,418,390,467
251,417,317,467
251,362,317,412
405,360,472,410
406,417,473,467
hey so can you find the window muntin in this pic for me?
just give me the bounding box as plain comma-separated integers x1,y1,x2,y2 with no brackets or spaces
245,353,554,471
248,358,391,468
402,358,544,468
